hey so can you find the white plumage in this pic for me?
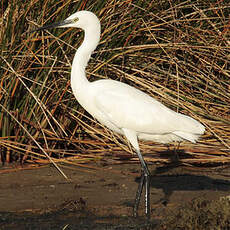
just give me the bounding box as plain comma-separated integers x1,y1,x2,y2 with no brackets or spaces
36,10,205,217
66,11,205,147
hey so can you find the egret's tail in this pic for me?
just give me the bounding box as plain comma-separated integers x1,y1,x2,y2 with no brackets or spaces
173,113,205,143
173,130,203,143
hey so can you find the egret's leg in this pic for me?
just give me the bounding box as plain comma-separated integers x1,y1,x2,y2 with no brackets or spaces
173,142,181,161
136,149,150,218
122,128,151,218
134,170,145,217
145,169,150,219
136,148,150,176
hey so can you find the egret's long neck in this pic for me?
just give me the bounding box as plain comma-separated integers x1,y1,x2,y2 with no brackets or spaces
71,23,101,96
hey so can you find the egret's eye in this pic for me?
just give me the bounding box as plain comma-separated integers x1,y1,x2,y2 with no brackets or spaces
73,17,79,23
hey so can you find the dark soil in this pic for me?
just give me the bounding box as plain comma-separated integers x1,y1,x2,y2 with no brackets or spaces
1,159,230,229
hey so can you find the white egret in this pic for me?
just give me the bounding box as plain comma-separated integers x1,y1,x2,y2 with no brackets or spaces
34,10,205,218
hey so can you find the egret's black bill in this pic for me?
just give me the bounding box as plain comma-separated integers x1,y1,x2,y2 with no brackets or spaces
30,19,71,33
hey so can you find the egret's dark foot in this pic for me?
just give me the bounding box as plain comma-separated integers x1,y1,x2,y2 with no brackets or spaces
133,169,151,219
133,171,145,217
145,173,150,219
133,149,151,219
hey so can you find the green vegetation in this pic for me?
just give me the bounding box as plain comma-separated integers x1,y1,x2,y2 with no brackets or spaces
0,0,229,165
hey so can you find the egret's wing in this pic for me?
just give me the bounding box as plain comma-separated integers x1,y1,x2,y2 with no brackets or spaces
94,83,177,134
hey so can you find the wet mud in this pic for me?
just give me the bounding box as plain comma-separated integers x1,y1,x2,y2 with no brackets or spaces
1,160,230,229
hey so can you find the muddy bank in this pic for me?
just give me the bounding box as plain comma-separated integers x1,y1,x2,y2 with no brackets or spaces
1,161,230,229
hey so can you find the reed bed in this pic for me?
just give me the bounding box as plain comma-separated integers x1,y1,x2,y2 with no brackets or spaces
0,0,230,169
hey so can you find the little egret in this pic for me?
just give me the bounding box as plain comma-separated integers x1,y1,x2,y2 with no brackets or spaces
34,10,205,218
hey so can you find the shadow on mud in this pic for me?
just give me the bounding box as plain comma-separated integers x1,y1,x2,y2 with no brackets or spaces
148,173,230,205
0,209,157,230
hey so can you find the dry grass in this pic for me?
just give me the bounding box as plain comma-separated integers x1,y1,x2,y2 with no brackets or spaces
0,0,230,169
158,197,230,230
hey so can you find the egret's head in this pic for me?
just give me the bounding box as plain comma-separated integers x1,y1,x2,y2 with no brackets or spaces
33,10,100,32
